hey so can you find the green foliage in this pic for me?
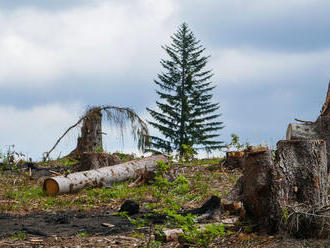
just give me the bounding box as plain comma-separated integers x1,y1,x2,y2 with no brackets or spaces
76,232,89,237
147,22,224,155
227,133,249,151
11,232,27,240
181,144,195,162
94,145,103,153
112,152,135,162
282,207,289,225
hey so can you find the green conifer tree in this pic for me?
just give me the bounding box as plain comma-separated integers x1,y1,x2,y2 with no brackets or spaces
147,23,224,155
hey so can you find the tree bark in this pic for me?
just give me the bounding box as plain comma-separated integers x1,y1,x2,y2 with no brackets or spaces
43,155,168,195
223,151,245,169
76,107,103,154
241,140,329,237
286,122,319,140
270,140,328,237
242,149,274,231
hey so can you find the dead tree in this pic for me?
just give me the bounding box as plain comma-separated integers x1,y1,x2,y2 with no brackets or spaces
43,105,149,162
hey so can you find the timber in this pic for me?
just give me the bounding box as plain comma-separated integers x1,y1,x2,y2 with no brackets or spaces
43,155,168,195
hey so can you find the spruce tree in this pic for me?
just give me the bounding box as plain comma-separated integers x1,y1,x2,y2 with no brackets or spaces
147,23,223,155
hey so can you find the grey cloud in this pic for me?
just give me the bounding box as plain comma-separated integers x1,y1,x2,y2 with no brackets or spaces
179,0,330,52
0,0,91,10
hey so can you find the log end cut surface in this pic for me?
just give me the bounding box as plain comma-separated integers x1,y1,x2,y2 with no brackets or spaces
44,178,59,196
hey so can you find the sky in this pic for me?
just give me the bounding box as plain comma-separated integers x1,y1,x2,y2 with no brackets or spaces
0,0,330,160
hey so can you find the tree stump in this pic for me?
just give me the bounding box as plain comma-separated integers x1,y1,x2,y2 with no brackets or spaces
223,151,245,169
242,149,274,231
269,140,329,237
79,152,121,171
77,108,103,154
241,141,329,237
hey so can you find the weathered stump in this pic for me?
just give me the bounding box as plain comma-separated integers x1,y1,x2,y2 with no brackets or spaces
79,152,121,171
242,149,274,231
241,140,329,237
270,140,329,237
223,151,245,169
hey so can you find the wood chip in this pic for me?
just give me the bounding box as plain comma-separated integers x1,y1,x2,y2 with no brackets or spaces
101,223,115,228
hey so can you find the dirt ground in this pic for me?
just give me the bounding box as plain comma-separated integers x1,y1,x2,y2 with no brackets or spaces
0,160,329,247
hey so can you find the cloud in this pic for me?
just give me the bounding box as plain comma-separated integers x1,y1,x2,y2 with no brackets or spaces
180,0,330,51
0,0,178,87
0,103,83,160
211,48,330,86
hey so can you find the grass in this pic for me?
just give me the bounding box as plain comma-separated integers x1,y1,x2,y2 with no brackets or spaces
0,157,238,215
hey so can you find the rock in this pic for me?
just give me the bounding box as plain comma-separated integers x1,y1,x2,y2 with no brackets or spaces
119,200,140,215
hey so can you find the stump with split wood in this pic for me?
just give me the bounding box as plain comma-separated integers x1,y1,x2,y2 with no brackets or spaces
270,139,329,237
242,140,329,237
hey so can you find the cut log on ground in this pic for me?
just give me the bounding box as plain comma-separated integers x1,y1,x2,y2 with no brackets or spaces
43,155,168,195
79,152,121,171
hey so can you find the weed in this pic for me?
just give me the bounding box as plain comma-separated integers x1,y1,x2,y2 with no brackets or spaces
11,232,27,240
77,232,89,237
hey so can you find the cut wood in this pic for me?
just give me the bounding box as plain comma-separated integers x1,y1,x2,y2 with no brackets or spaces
156,222,237,242
223,151,245,169
43,155,168,195
286,122,319,140
270,140,329,237
241,140,329,236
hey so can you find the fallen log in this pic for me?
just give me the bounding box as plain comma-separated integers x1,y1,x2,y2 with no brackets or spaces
43,155,168,195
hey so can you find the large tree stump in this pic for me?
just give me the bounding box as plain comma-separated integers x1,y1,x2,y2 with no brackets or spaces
242,149,274,231
79,152,121,171
241,140,329,237
270,140,328,237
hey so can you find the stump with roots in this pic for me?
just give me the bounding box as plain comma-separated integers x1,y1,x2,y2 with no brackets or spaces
242,140,329,237
270,140,329,237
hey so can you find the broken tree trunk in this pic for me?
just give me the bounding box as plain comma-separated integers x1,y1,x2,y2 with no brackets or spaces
242,148,274,231
79,152,121,171
270,140,329,237
43,155,168,195
71,107,103,157
241,140,329,237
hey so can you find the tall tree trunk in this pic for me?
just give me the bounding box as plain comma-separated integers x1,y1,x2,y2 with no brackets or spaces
77,107,103,154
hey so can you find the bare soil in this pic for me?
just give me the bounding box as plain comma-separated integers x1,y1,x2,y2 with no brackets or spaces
0,209,133,239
